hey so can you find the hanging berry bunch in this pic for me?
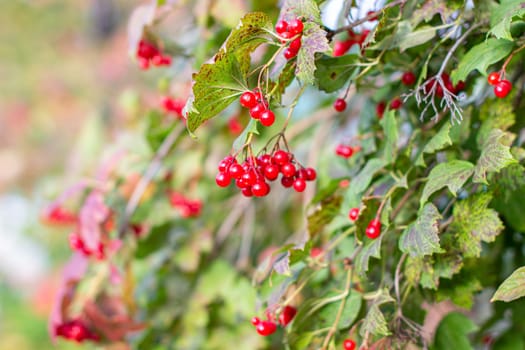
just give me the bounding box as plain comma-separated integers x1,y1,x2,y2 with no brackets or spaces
275,18,304,60
135,39,172,70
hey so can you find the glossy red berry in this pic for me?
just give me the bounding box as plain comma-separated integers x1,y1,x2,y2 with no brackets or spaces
401,71,416,86
251,317,261,326
365,218,381,239
334,98,347,112
293,178,307,192
494,79,512,98
250,103,265,120
284,47,298,60
228,163,244,179
281,176,294,188
256,320,277,336
273,150,290,165
333,40,353,57
260,110,276,126
348,208,360,221
390,97,402,110
240,91,258,108
279,31,293,42
305,167,317,181
241,186,253,197
376,101,386,118
264,164,280,181
487,72,500,86
215,172,231,187
335,144,354,158
288,19,304,35
252,181,270,197
279,306,297,327
289,37,302,51
343,338,357,350
281,163,296,177
275,20,288,34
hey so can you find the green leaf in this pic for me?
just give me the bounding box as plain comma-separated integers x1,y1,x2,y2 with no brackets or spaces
307,195,343,237
319,291,362,330
491,266,525,302
186,12,272,132
477,98,516,147
416,122,452,166
451,38,514,83
296,22,330,85
398,25,437,52
280,0,322,22
343,158,386,211
314,54,359,93
355,236,382,274
381,110,398,164
359,304,390,337
451,193,504,258
420,160,474,206
135,224,171,259
489,0,525,40
399,203,443,257
410,0,456,26
473,129,516,184
433,312,477,350
232,119,259,153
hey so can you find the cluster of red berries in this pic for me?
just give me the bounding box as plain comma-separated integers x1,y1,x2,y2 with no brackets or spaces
343,338,357,350
348,208,382,239
251,305,297,336
335,144,359,159
169,192,202,218
215,150,317,196
333,29,370,57
161,96,185,119
55,319,100,343
239,89,275,127
487,71,512,98
275,18,304,60
136,39,172,70
41,205,78,226
69,232,115,260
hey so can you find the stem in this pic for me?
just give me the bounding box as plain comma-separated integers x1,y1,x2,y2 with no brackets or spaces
282,85,306,131
321,269,353,350
501,42,525,74
437,23,481,76
118,122,185,238
394,253,408,308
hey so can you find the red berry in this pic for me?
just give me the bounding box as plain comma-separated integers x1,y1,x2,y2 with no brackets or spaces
310,247,323,258
250,103,266,120
334,98,347,112
487,72,500,86
454,80,466,92
240,91,258,109
376,101,386,118
252,180,270,197
289,37,302,51
335,144,354,158
280,163,296,177
293,178,307,192
275,20,288,34
284,47,298,60
333,40,353,57
273,150,290,165
365,218,381,239
241,171,257,186
281,176,294,188
218,156,234,172
228,163,244,179
305,167,317,181
69,233,85,252
343,338,357,350
241,186,253,197
494,79,512,98
255,320,277,336
366,10,378,21
279,306,297,327
264,164,280,181
215,172,231,187
348,208,360,221
251,317,261,326
401,71,416,86
151,54,164,66
288,19,304,35
390,97,402,110
257,154,272,166
260,110,276,126
279,31,293,42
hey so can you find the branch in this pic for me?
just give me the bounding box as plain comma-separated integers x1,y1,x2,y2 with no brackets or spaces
118,122,186,238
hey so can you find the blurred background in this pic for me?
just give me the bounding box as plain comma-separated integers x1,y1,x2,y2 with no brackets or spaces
0,1,148,349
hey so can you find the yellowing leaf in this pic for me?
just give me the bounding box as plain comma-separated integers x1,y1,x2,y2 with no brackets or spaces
492,266,525,302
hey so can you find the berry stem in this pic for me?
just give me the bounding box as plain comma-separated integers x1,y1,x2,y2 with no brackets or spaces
282,85,307,131
501,42,525,74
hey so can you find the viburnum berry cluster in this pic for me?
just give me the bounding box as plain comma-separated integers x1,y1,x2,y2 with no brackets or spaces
41,205,78,226
54,319,100,343
135,39,172,70
333,29,370,57
275,18,304,60
215,148,316,196
251,305,297,336
161,96,186,119
487,71,512,98
335,144,359,159
239,89,276,127
169,191,202,218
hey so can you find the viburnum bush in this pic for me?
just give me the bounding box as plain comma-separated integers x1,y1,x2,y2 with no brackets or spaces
42,0,525,349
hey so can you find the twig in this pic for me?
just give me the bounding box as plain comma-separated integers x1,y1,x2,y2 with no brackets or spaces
394,253,408,308
118,122,185,238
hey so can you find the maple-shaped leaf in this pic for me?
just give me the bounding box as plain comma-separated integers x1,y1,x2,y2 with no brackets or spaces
296,22,330,85
360,304,390,337
473,129,516,184
420,160,474,206
399,203,443,257
355,235,382,274
450,193,504,258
